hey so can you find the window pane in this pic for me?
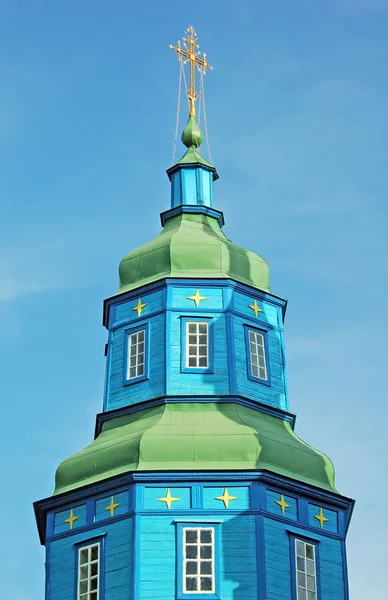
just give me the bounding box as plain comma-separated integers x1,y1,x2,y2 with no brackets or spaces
297,572,305,586
186,561,197,575
91,563,98,577
306,576,315,591
188,324,196,333
198,357,207,367
296,541,305,557
200,545,212,559
185,530,198,543
298,588,307,600
307,591,316,600
306,545,314,559
90,593,97,600
297,557,305,571
200,577,212,591
306,559,315,575
186,577,198,591
90,577,98,591
80,549,88,565
188,357,196,367
79,581,88,594
200,561,212,575
186,546,197,559
198,324,207,334
200,530,212,543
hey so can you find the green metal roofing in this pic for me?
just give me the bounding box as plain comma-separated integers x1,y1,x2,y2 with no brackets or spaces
175,145,214,169
118,212,270,295
54,403,337,495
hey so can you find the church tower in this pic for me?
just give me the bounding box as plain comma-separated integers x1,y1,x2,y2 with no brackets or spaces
34,27,354,600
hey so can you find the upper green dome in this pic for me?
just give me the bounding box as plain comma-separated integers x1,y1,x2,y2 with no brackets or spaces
181,115,204,148
54,403,337,495
118,212,270,295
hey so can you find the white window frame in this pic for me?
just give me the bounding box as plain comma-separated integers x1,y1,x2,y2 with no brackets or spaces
183,526,215,594
77,542,100,600
295,539,317,600
248,329,268,381
127,328,146,380
186,321,209,369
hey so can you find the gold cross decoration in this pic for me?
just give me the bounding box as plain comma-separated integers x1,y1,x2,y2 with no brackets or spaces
64,508,80,530
132,298,147,318
187,289,207,308
157,488,181,510
170,26,213,117
104,496,121,517
248,299,263,318
215,488,237,509
275,494,290,516
314,507,329,528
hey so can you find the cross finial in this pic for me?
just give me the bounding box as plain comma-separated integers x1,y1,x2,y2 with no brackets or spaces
170,26,213,117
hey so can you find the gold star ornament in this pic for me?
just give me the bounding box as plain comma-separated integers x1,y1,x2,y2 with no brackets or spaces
215,488,237,509
249,299,263,318
314,507,328,528
275,494,290,516
132,298,147,317
187,289,207,308
104,496,121,517
157,488,181,509
64,508,79,530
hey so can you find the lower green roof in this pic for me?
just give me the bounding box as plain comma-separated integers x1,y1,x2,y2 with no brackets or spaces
54,403,337,495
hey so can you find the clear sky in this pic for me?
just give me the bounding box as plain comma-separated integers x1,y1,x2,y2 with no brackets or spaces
0,1,387,598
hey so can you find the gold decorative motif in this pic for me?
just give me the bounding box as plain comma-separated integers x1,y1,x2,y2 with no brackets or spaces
187,289,207,308
215,488,237,509
170,26,213,117
248,299,263,318
132,298,147,317
104,496,121,517
64,508,79,530
314,507,328,528
157,489,181,509
275,494,290,516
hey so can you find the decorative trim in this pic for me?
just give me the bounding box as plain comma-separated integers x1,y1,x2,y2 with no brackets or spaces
160,205,224,228
103,277,287,329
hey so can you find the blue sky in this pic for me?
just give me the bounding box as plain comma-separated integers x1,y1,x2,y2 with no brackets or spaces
1,1,387,598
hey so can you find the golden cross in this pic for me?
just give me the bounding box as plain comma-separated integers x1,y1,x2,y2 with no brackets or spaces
170,26,213,117
249,299,263,318
215,487,237,509
275,494,290,516
64,508,79,530
104,496,121,517
157,488,181,510
314,507,329,528
132,298,147,318
187,289,207,308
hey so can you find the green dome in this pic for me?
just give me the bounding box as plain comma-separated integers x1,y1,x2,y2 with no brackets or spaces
54,403,337,495
118,212,271,295
181,115,204,148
